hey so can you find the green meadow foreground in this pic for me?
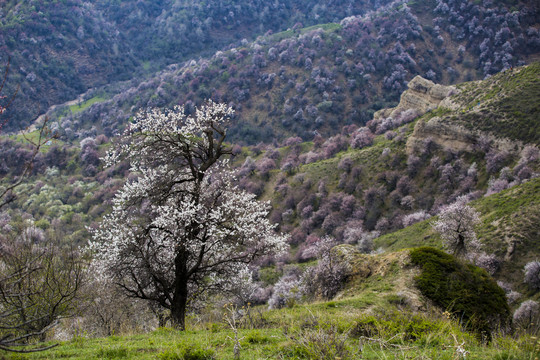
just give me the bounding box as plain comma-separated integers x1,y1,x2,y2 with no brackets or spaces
10,301,540,360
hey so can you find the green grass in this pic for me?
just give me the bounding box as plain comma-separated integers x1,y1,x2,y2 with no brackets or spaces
271,23,342,41
5,241,540,359
68,96,107,115
10,302,539,359
375,218,440,251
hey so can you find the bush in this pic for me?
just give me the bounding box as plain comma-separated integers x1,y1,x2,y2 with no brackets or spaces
301,238,349,300
474,253,501,275
268,274,303,309
410,247,510,337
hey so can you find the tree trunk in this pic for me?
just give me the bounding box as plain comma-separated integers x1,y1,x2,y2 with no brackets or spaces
171,251,189,330
455,233,466,258
170,290,187,330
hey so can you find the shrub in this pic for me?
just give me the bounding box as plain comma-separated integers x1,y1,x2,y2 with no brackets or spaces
286,325,353,360
302,237,349,300
268,274,303,309
486,150,508,174
506,291,522,305
402,211,431,227
350,128,374,149
338,156,353,173
410,247,510,336
474,253,501,275
357,231,378,253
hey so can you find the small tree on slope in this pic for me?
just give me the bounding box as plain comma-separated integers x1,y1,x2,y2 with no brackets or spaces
431,197,481,258
89,102,288,330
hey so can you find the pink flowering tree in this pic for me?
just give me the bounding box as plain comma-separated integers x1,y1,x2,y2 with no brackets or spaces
431,197,481,258
89,101,288,330
524,261,540,291
301,236,349,300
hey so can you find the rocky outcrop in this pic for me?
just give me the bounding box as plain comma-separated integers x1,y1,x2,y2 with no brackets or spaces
407,116,477,153
373,75,526,155
406,115,522,155
374,76,457,120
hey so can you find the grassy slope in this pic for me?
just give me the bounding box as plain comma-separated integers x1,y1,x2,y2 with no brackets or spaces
12,324,539,360
375,177,540,289
449,62,540,144
68,96,107,115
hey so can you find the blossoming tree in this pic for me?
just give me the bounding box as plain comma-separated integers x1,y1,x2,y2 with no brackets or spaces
432,197,481,258
89,101,288,330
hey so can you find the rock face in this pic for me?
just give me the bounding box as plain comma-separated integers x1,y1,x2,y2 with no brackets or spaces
374,76,457,120
407,116,477,154
406,115,522,155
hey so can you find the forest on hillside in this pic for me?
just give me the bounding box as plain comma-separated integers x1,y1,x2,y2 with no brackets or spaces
1,0,539,139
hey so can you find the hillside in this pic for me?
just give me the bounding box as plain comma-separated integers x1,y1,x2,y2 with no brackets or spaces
24,0,540,144
1,0,399,132
1,0,540,357
237,63,540,243
1,64,538,294
1,63,538,252
375,177,540,290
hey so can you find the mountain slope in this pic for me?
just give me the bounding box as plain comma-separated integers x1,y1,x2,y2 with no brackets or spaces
1,0,398,132
31,0,540,144
238,63,540,242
